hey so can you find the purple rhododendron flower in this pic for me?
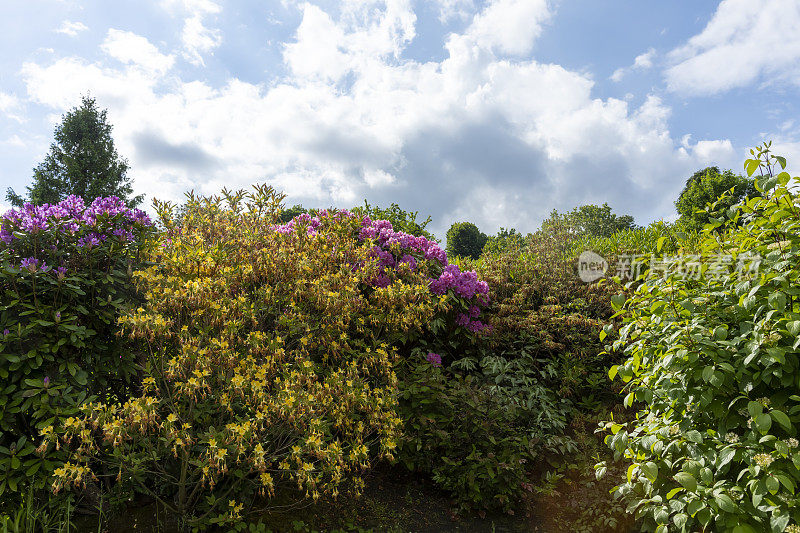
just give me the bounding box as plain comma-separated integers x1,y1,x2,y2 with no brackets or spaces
20,257,41,271
426,352,442,366
2,329,8,336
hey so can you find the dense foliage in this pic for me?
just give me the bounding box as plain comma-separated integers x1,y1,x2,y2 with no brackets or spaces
543,203,636,238
43,186,497,529
6,96,141,208
599,144,800,532
0,196,153,499
399,219,622,515
446,222,487,260
675,166,758,231
481,227,525,257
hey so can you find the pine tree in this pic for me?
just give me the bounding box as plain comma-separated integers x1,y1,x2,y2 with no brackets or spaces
6,96,142,207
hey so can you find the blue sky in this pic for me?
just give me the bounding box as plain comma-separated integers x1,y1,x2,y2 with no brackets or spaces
1,0,799,236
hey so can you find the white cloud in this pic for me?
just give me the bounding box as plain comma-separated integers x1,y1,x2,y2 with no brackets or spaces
666,0,800,95
182,14,222,66
161,0,223,66
101,30,175,74
55,20,89,37
1,135,26,148
432,0,475,22
459,0,552,56
283,0,416,81
611,47,655,82
0,92,24,123
20,1,736,235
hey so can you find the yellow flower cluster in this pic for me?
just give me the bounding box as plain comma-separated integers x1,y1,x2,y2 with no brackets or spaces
47,186,437,525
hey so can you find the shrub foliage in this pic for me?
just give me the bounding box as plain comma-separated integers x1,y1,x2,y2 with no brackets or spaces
0,196,152,497
600,144,800,532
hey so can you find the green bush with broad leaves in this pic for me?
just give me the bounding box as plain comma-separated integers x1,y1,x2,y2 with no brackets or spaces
0,195,153,500
598,143,800,532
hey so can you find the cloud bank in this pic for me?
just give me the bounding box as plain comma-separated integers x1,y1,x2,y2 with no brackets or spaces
17,0,743,236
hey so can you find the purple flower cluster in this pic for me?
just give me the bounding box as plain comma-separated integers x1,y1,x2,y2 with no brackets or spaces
1,195,154,275
20,257,47,272
1,195,151,246
275,210,491,335
454,304,488,333
426,352,442,366
273,210,357,236
430,265,489,301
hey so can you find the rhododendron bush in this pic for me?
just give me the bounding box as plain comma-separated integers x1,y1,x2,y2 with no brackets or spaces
44,186,490,528
0,196,153,497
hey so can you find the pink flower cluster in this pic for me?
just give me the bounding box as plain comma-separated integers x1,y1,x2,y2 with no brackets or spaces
1,195,151,247
274,210,490,334
1,195,153,272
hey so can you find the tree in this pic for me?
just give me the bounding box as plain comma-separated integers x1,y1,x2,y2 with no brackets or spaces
482,227,526,256
675,166,757,230
6,96,141,207
278,204,309,223
446,221,487,259
541,203,636,237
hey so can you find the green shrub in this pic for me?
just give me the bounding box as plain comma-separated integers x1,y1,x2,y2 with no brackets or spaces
398,359,541,513
0,196,153,499
45,187,491,529
446,222,487,260
599,143,800,532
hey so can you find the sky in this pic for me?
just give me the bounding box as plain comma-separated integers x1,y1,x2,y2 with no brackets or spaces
1,0,800,237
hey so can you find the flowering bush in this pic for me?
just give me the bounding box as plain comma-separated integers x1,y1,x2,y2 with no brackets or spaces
43,186,489,529
0,196,153,497
599,144,800,532
274,210,490,337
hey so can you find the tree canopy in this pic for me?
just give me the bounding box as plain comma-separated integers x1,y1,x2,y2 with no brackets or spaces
541,203,636,237
675,166,758,230
446,221,487,259
6,96,141,208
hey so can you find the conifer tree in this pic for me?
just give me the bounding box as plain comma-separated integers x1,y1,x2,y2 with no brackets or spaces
6,96,141,207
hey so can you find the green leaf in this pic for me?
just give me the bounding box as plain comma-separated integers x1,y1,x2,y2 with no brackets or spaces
766,475,779,494
769,292,787,311
714,493,736,513
686,430,703,443
717,448,736,469
666,487,684,500
770,410,792,431
641,462,658,482
674,472,697,492
755,413,772,434
788,321,800,336
745,159,760,176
